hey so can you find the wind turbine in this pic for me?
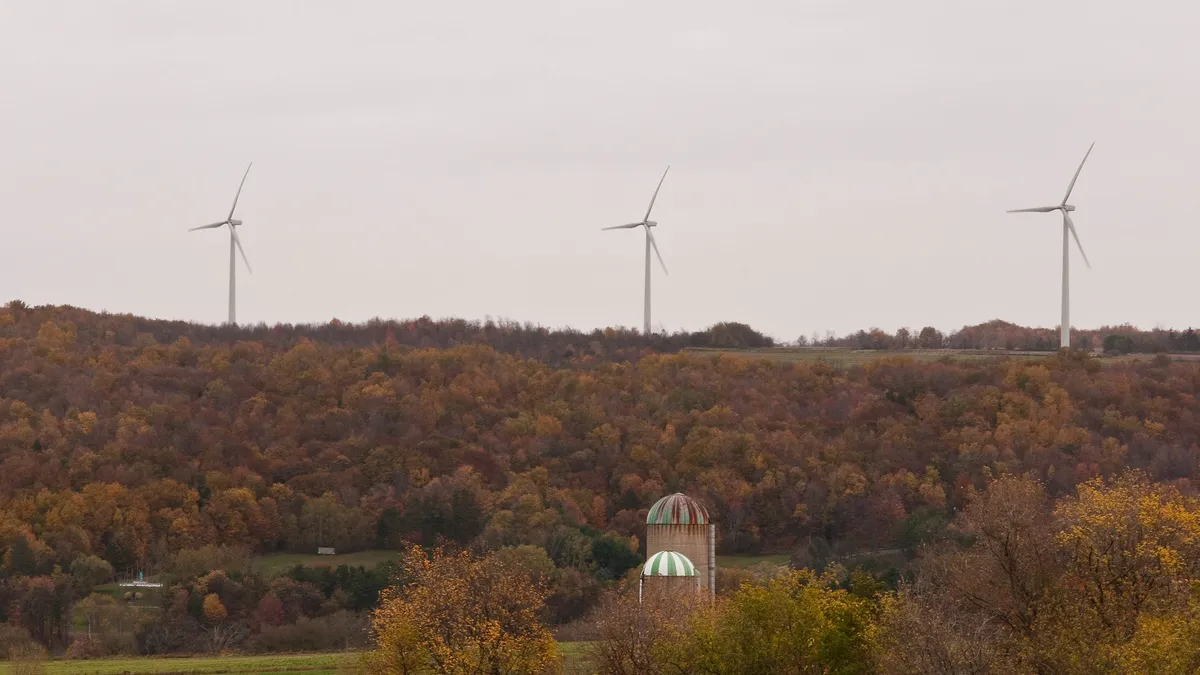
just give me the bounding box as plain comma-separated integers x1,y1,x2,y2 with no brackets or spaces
1008,143,1094,350
190,163,254,325
603,166,670,335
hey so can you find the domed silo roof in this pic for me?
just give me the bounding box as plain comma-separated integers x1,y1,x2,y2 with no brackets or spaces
642,550,697,577
647,493,709,525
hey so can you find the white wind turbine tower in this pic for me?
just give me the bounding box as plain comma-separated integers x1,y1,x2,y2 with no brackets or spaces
603,166,670,335
1008,143,1095,350
190,163,254,325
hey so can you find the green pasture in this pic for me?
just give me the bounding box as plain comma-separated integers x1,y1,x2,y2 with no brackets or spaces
0,647,591,675
716,554,790,569
0,653,344,675
558,642,591,674
249,551,400,576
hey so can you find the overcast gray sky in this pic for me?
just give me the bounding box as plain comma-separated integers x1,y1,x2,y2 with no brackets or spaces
2,1,1197,340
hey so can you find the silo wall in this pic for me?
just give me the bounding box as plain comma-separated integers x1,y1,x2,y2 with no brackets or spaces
647,523,712,598
641,574,702,602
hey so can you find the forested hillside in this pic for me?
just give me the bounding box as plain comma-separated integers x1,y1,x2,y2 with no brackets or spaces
4,302,1200,560
3,302,1200,653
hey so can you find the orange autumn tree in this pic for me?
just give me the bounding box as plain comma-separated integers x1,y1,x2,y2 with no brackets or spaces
364,545,560,675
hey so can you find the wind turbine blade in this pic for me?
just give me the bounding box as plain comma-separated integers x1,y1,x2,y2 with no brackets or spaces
1061,142,1094,205
645,226,667,275
230,226,253,274
228,162,253,220
1007,206,1061,213
189,221,228,231
642,165,670,222
602,222,645,231
1064,212,1090,268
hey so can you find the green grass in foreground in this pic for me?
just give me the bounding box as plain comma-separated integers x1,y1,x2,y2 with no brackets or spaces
2,648,592,675
250,550,401,576
0,653,344,675
558,641,592,674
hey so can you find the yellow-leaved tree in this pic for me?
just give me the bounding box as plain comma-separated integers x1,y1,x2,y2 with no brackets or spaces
364,545,561,675
879,471,1200,674
1053,472,1200,670
667,569,879,674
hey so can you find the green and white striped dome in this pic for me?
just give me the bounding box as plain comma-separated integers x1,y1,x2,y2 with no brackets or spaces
642,551,697,577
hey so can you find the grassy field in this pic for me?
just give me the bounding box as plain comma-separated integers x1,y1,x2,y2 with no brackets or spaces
250,551,400,576
716,554,790,569
686,347,1200,366
559,641,591,674
0,654,345,675
89,583,163,611
685,347,1053,365
0,648,590,675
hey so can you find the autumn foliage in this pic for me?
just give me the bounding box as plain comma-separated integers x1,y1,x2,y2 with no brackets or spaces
365,545,559,675
8,305,1200,572
880,472,1200,674
8,303,1200,658
585,473,1200,673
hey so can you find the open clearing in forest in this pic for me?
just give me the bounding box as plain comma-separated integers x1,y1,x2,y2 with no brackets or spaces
558,642,592,674
716,554,790,569
250,550,401,576
0,653,344,675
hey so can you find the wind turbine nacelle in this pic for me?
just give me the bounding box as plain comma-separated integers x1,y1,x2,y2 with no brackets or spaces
1062,205,1075,212
230,219,243,227
645,220,658,228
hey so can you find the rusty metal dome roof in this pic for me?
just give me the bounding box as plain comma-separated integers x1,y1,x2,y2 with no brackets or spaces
647,492,709,525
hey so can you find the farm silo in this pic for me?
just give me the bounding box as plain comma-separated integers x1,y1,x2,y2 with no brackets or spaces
639,550,700,603
646,493,715,599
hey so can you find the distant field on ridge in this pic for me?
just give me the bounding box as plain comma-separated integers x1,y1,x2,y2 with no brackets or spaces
685,347,1200,366
684,347,1052,365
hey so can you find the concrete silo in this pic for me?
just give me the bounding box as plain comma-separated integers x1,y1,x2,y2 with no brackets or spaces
639,550,700,603
646,493,715,600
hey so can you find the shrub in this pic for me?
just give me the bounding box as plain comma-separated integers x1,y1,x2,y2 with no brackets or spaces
10,643,46,675
249,612,369,653
0,624,37,659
